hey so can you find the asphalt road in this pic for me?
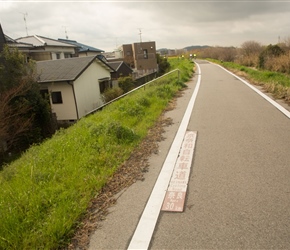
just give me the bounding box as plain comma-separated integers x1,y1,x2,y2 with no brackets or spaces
89,60,290,249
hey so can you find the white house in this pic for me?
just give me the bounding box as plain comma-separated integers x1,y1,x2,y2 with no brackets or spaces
15,35,77,61
37,55,115,123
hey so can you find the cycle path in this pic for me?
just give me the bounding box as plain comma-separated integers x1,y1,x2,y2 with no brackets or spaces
89,60,290,249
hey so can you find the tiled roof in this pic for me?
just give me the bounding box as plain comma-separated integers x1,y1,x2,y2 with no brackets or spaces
16,35,76,47
36,56,114,83
107,61,123,71
58,38,104,52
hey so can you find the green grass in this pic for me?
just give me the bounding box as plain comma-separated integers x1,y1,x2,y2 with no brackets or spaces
0,57,194,249
209,59,290,101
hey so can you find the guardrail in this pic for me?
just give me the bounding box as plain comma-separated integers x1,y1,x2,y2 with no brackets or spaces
85,69,180,117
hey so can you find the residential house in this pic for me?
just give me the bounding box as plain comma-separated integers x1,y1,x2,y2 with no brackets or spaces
121,41,158,77
107,61,133,87
58,38,104,57
15,35,77,61
5,34,34,53
37,55,115,123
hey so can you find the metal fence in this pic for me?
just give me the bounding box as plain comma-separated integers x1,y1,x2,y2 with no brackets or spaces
85,69,180,117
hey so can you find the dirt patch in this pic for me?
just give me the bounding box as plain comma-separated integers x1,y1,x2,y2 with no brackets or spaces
66,93,181,250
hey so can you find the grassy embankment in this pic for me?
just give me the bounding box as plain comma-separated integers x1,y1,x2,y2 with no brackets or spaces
0,57,194,249
210,59,290,103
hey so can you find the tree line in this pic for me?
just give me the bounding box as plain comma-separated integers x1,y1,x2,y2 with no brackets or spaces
188,38,290,74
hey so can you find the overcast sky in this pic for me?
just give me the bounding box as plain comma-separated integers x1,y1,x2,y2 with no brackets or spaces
1,0,290,52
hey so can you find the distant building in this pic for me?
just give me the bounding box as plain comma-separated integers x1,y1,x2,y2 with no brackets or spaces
119,41,158,78
107,60,133,87
13,35,77,61
58,38,104,57
157,48,177,56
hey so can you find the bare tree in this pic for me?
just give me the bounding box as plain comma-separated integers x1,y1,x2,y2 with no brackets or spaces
240,40,263,56
0,77,34,152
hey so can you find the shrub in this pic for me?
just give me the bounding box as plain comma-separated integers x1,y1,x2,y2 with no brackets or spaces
102,86,124,103
118,76,135,93
259,44,285,69
264,54,290,74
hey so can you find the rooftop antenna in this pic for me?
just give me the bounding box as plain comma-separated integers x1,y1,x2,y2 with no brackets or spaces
20,12,28,36
62,26,68,39
138,28,142,43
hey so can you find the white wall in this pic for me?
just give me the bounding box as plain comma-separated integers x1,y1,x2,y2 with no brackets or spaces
42,82,78,121
48,47,75,60
74,60,111,118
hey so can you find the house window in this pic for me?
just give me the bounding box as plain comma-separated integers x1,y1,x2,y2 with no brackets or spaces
64,53,72,58
51,91,63,104
56,53,61,59
40,89,50,102
99,79,111,93
143,49,148,59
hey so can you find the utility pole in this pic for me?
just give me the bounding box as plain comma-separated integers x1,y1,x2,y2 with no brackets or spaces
20,12,28,36
138,28,142,43
62,26,69,39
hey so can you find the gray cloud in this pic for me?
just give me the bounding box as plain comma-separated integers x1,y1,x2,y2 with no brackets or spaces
1,1,290,51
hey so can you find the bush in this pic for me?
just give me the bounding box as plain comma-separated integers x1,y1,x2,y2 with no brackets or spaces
157,54,170,76
258,44,285,69
102,87,124,103
118,76,135,93
264,54,290,74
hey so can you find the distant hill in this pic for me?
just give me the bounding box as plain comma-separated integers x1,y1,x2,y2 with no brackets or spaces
157,45,210,54
183,45,210,51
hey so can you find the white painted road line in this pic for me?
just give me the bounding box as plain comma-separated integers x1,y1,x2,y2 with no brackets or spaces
216,64,290,119
127,63,201,250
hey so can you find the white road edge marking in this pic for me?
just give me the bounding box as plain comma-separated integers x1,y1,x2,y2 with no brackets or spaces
127,63,202,250
216,63,290,119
